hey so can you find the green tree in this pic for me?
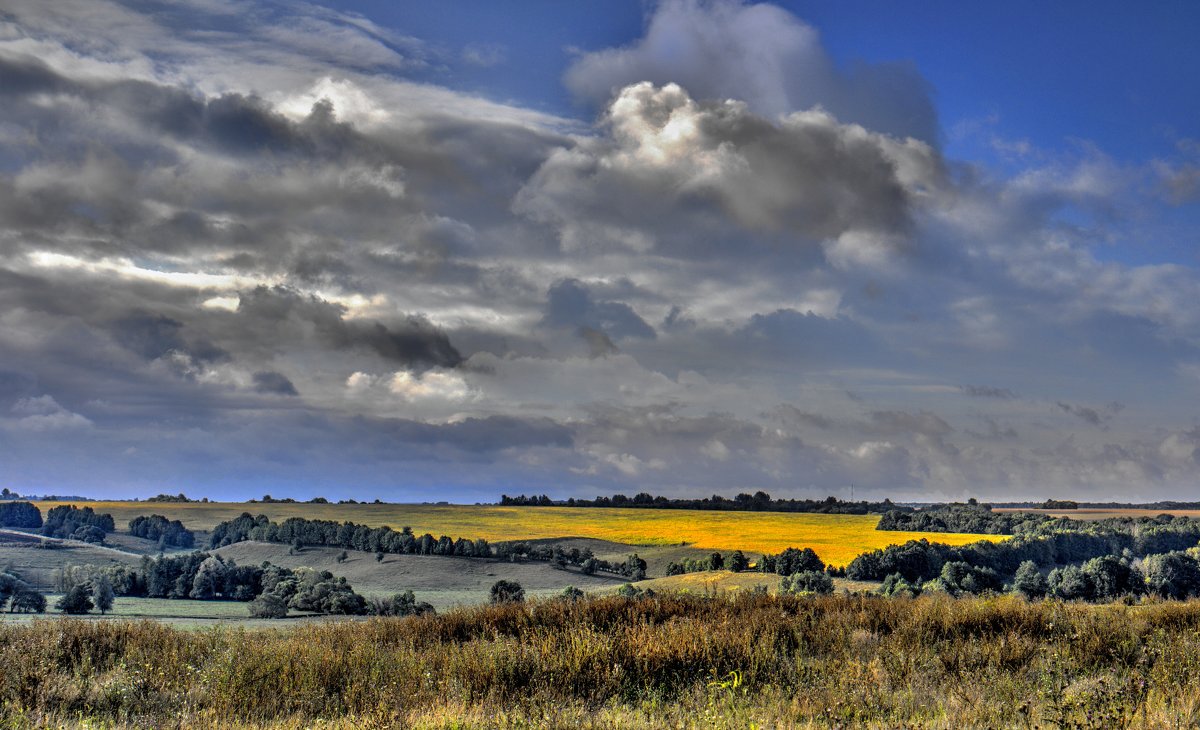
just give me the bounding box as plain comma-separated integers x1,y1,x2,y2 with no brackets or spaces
248,592,289,618
56,584,93,615
728,550,749,572
707,552,725,571
92,576,115,614
1012,560,1048,600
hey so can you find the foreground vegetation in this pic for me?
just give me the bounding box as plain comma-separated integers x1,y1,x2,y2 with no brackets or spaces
4,592,1200,728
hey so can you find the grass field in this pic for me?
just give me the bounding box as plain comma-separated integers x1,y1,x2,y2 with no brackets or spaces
37,501,1005,566
6,593,1200,728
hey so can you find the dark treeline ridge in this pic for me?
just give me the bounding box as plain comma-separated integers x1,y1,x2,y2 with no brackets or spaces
876,502,1059,535
849,514,1200,601
993,500,1200,510
128,514,195,548
500,491,908,515
209,513,649,579
56,552,427,618
0,501,42,529
41,505,114,543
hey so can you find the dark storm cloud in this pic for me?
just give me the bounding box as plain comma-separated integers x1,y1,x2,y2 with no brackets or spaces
961,385,1018,399
542,279,655,341
235,286,464,369
578,326,619,358
112,313,228,364
1056,401,1123,428
252,371,299,396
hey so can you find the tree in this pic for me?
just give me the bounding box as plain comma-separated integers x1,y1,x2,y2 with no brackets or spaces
665,561,685,576
1012,560,1048,600
489,579,525,604
247,592,289,619
336,550,349,564
56,584,93,614
92,576,115,614
1143,552,1200,600
624,554,647,581
707,552,725,571
774,547,824,576
375,551,385,563
9,589,46,613
728,550,749,572
1048,565,1094,601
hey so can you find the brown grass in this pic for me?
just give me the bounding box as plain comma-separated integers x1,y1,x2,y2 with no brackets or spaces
3,592,1200,728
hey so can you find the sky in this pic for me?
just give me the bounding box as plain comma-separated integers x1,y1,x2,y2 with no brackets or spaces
1,0,1200,503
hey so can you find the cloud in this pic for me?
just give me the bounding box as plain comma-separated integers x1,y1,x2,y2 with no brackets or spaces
9,395,92,431
564,0,938,143
516,82,940,258
960,385,1017,399
1055,401,1123,428
542,279,656,341
252,371,299,396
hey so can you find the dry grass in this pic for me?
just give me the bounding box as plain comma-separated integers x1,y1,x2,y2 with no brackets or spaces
38,502,1004,567
2,592,1200,728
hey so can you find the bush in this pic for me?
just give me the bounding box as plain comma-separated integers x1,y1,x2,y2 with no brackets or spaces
781,570,834,595
247,593,289,619
489,580,525,604
128,515,195,548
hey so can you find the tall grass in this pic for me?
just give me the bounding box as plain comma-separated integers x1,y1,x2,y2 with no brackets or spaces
3,593,1200,728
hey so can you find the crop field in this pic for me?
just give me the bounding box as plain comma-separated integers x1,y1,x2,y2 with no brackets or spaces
38,501,1005,566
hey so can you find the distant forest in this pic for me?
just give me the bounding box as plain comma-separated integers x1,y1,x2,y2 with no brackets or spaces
498,492,909,515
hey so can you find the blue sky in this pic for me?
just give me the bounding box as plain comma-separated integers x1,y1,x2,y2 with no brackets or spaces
1,0,1199,502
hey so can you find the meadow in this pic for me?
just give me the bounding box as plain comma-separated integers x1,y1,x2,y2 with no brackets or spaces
3,592,1200,728
37,501,1003,566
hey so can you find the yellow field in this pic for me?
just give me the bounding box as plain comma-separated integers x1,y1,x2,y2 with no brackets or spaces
38,501,1004,566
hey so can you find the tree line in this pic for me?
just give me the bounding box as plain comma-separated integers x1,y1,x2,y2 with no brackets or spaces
850,513,1200,602
500,491,908,515
875,502,1059,535
208,513,648,579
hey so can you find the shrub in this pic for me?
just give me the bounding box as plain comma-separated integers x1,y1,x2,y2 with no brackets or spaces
0,501,42,528
247,593,289,619
781,570,834,595
489,580,525,604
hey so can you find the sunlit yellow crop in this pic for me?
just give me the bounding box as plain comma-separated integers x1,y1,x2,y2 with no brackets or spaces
41,501,1005,566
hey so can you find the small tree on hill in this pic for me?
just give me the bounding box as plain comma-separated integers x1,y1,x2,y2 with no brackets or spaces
708,552,725,571
9,589,46,613
336,550,349,564
375,551,385,563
